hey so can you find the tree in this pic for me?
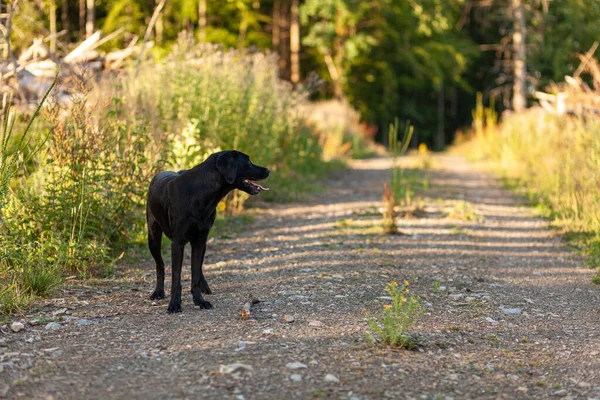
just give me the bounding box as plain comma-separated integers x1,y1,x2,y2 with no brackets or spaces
290,0,300,83
86,0,94,37
49,0,57,51
300,0,375,99
198,0,207,42
511,0,526,112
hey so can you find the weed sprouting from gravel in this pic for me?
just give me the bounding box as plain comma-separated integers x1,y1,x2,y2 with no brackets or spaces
592,269,600,285
365,280,423,350
446,200,481,221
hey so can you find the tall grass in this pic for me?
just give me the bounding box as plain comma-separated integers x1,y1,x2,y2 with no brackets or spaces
110,33,330,207
1,78,57,313
456,95,600,279
382,119,414,234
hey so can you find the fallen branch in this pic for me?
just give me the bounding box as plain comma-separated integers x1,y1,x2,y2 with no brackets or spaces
63,30,102,63
573,41,599,79
135,0,166,77
240,296,260,320
105,36,139,70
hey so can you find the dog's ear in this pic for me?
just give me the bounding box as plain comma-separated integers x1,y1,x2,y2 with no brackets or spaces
216,152,237,184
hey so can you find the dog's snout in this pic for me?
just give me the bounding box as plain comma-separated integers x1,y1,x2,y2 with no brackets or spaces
266,168,271,175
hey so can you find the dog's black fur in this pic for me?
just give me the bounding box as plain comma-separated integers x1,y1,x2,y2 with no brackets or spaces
146,150,270,313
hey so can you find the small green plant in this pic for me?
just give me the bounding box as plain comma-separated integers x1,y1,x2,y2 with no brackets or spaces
417,142,432,169
382,183,398,234
366,280,423,349
592,269,600,285
382,119,414,233
0,282,32,315
433,280,441,294
446,200,481,221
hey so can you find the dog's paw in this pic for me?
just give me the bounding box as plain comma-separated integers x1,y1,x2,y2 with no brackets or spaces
194,299,213,309
167,301,182,313
150,288,165,300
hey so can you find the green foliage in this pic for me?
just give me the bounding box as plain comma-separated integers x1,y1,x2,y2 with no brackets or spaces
528,0,600,87
342,0,476,141
9,0,600,151
102,0,146,38
301,0,376,86
366,280,423,349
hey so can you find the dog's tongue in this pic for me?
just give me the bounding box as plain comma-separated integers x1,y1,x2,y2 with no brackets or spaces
255,182,269,191
247,180,269,191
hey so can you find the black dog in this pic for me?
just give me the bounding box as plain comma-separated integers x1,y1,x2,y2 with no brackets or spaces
146,150,270,313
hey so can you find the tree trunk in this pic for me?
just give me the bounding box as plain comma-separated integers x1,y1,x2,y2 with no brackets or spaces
277,0,290,80
511,0,526,113
155,0,164,44
198,0,206,42
323,52,342,99
86,0,95,38
290,0,300,83
79,0,85,36
49,1,57,52
61,0,69,32
1,0,6,60
435,85,445,151
272,0,280,48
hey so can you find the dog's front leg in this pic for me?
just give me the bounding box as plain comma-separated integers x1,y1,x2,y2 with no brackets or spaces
191,233,213,309
167,242,185,313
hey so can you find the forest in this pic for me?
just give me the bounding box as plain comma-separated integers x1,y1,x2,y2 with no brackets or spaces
2,0,600,146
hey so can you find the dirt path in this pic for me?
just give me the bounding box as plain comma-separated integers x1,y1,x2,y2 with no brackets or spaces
1,155,599,400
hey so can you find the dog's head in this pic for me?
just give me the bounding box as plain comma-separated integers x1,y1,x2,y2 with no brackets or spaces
215,151,270,195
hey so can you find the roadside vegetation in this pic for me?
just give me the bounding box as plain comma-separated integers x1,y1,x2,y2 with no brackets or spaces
455,95,600,282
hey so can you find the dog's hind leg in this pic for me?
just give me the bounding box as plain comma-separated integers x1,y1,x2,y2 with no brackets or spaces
147,212,166,300
191,232,213,309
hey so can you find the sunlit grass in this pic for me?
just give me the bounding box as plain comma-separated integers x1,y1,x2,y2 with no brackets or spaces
455,94,600,275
